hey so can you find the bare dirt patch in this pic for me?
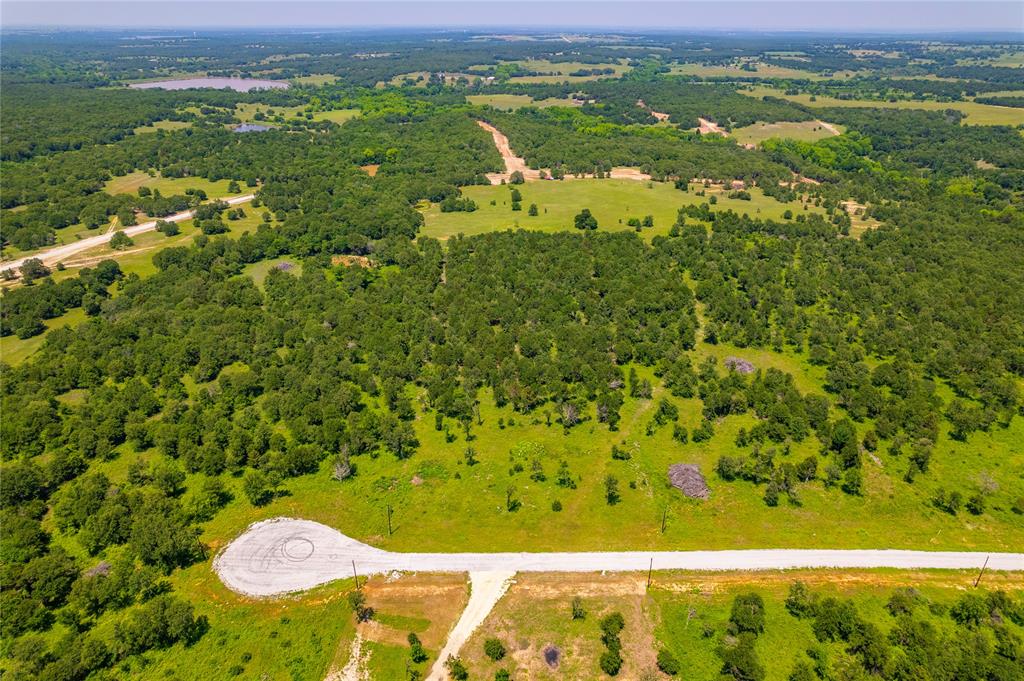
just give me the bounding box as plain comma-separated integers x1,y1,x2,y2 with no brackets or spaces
331,254,373,268
636,98,670,122
698,117,728,136
359,164,380,177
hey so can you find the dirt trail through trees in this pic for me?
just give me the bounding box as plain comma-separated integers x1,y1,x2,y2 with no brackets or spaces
476,120,540,184
476,120,651,183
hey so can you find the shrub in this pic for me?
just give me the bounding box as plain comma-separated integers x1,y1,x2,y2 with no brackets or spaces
572,596,586,620
657,649,680,675
446,656,469,680
408,632,428,663
109,231,134,250
730,593,766,634
484,637,506,661
599,648,623,676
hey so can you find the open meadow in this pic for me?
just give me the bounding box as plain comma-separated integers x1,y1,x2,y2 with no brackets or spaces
421,178,822,240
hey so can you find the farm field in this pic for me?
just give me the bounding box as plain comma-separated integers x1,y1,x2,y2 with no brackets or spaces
421,179,821,240
731,120,844,145
742,85,1024,126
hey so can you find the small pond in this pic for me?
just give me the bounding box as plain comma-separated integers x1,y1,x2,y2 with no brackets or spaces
130,77,289,92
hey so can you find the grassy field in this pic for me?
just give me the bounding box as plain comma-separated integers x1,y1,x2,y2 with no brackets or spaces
133,119,192,134
182,328,1024,557
0,307,88,366
459,571,1024,681
242,256,300,290
291,73,340,85
104,171,247,197
731,120,844,145
234,102,360,124
420,179,823,240
742,85,1024,126
386,71,481,87
466,94,581,110
134,565,358,681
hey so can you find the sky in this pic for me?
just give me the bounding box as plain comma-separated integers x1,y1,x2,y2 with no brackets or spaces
1,1,1022,34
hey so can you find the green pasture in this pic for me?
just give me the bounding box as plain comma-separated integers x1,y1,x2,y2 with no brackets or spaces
731,120,844,145
420,178,822,241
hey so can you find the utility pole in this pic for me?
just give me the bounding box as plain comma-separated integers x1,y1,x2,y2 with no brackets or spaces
974,555,990,588
660,507,667,534
387,504,393,536
352,560,359,590
647,557,653,590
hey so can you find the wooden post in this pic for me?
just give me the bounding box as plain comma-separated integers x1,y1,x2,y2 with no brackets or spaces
387,504,393,536
352,560,359,590
647,557,653,590
661,507,667,534
974,555,990,588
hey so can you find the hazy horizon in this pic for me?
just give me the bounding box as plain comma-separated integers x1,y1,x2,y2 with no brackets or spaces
2,1,1022,34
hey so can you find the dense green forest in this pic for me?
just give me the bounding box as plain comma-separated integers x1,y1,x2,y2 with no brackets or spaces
1,28,1022,681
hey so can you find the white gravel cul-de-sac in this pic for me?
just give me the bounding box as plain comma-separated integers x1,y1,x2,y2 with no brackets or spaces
213,517,1024,598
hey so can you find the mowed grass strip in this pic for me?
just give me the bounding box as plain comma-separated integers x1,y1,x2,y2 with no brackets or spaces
420,179,821,241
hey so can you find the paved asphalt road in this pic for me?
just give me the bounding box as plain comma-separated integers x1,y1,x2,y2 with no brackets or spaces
214,518,1024,597
0,194,254,275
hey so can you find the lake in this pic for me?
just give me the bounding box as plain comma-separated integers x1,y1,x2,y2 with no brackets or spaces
130,77,289,92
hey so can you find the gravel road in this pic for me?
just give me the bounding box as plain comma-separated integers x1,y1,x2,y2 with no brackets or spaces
214,518,1023,598
0,194,254,276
